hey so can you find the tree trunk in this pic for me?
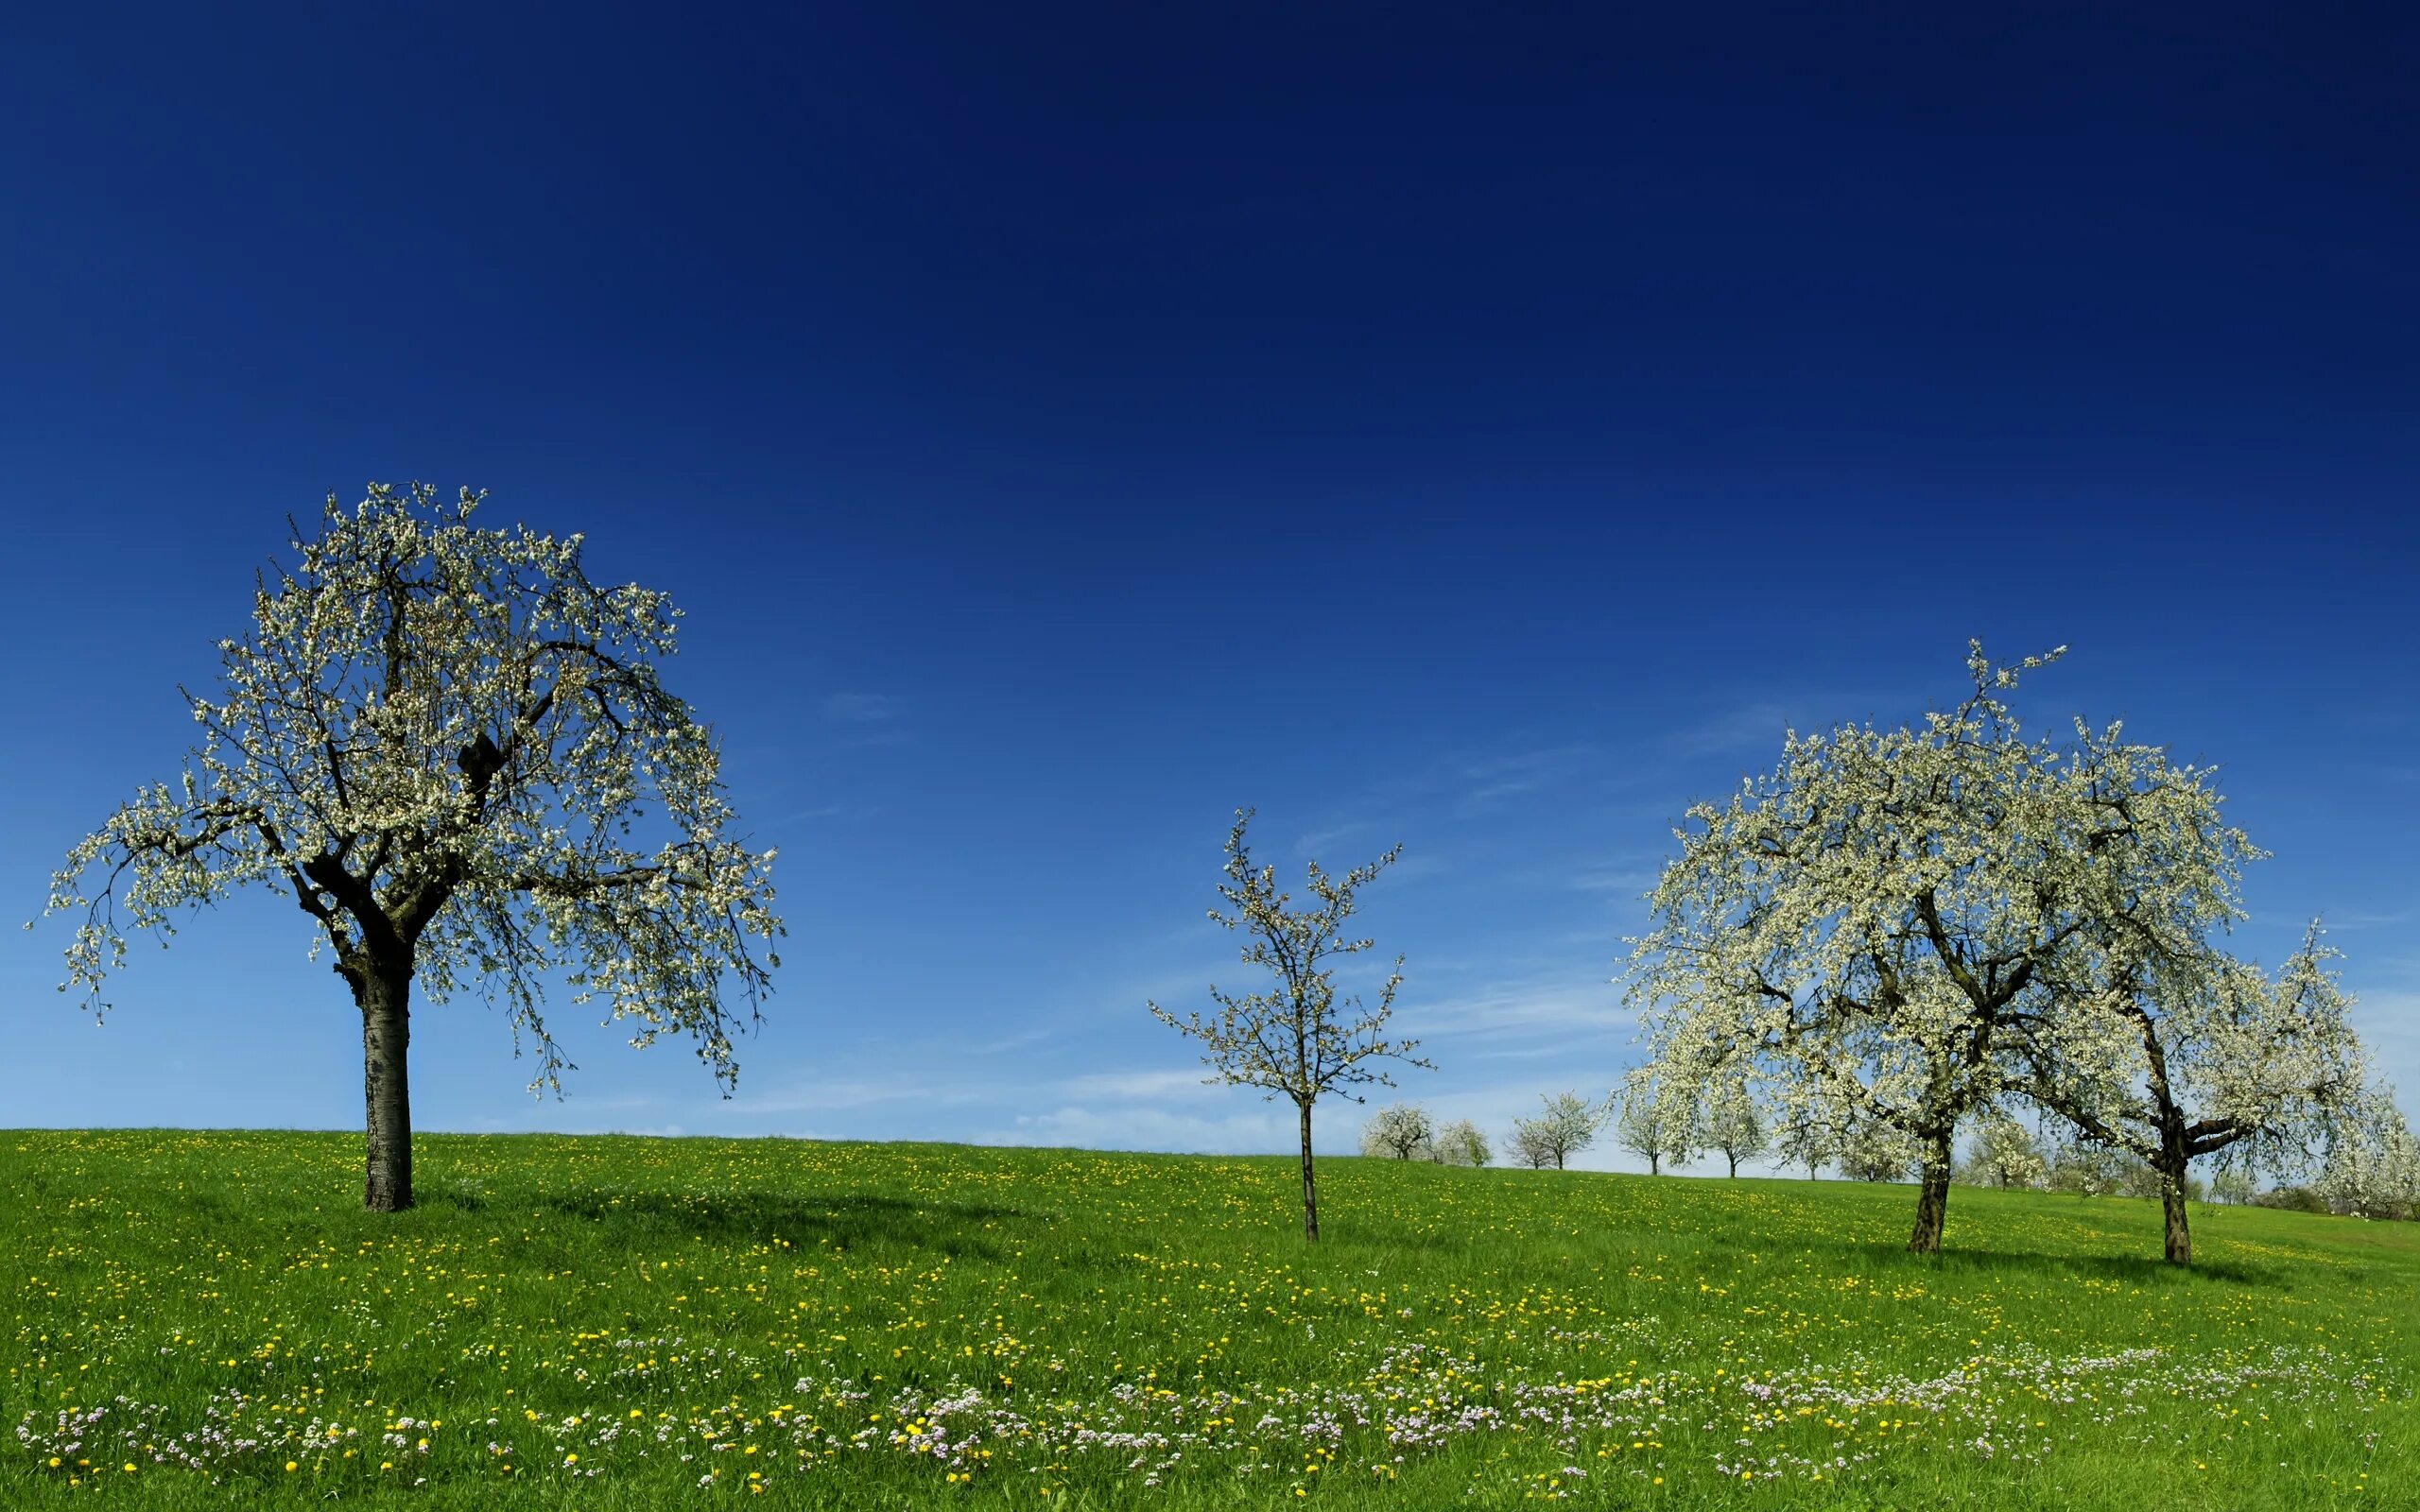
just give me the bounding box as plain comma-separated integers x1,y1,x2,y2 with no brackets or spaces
1648,1152,1660,1177
1727,1151,1739,1177
2158,1123,2192,1266
1555,1150,1565,1170
359,961,414,1213
1297,1099,1319,1243
1907,1130,1953,1254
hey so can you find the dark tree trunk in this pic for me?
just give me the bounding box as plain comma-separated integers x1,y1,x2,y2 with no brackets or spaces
359,961,414,1212
1297,1100,1319,1242
1555,1150,1565,1170
1726,1151,1739,1177
1908,1130,1954,1254
2157,1121,2192,1266
1648,1152,1660,1176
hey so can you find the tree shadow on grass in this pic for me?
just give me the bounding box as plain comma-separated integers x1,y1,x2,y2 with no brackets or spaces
1841,1240,2285,1289
424,1185,1048,1263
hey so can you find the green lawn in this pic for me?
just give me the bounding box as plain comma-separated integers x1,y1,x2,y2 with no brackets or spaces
3,1130,2411,1509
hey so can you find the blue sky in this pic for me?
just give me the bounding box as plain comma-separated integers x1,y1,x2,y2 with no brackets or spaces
2,5,2413,1171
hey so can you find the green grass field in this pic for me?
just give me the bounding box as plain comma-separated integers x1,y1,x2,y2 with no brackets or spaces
3,1130,2411,1509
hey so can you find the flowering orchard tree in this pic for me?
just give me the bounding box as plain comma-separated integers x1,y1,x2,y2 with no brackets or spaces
1359,1101,1434,1160
1839,1118,1921,1182
43,485,784,1212
1611,1067,1699,1176
1430,1117,1491,1167
1510,1091,1604,1171
1150,809,1428,1241
1626,644,2102,1253
1962,1108,2048,1190
2316,1090,2419,1221
1772,1100,1841,1179
2025,919,2371,1263
1700,1072,1770,1177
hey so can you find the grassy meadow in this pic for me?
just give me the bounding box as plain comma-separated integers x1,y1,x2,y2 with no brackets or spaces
3,1130,2411,1509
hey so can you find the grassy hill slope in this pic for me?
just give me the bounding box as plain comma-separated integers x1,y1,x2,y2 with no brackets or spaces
4,1130,2411,1508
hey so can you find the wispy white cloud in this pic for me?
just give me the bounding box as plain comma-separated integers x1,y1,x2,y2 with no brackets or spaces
820,692,909,747
1396,972,1629,1043
1570,866,1655,895
1665,700,1796,757
821,693,901,724
977,1102,1300,1155
2316,907,2417,931
1057,1067,1225,1102
1290,818,1377,858
1453,745,1599,816
720,1076,1000,1116
774,802,846,824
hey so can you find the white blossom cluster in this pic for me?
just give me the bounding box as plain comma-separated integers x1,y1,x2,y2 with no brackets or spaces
42,483,784,1093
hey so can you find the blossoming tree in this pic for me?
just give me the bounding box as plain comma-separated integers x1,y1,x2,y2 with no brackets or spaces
2315,1089,2419,1220
1699,1071,1770,1177
1626,644,2083,1250
2023,917,2371,1263
43,485,784,1211
1510,1091,1605,1171
1150,808,1427,1241
1429,1117,1491,1167
1961,1108,2048,1189
1611,1066,1699,1175
1360,1101,1434,1160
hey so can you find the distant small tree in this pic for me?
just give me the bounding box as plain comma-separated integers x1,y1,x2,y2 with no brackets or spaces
1613,1069,1698,1176
2209,1168,2257,1207
1962,1110,2048,1190
1510,1091,1603,1171
39,485,784,1213
1431,1118,1491,1167
2253,1184,2330,1214
1773,1101,1841,1180
1840,1119,1920,1183
1701,1074,1770,1177
2048,1136,2127,1197
2315,1091,2420,1221
1510,1125,1555,1169
1150,809,1429,1241
1360,1102,1434,1160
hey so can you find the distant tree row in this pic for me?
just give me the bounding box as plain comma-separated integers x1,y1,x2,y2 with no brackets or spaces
1357,1102,1491,1166
1363,1081,2417,1225
1357,1091,1638,1173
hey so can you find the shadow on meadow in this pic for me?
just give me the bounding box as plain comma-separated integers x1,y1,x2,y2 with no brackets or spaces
1858,1239,2287,1290
412,1182,1045,1262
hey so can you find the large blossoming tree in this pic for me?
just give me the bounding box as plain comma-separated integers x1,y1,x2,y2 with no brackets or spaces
43,484,785,1211
1626,644,2081,1252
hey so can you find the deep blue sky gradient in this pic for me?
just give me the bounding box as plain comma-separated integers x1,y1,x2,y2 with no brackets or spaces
2,4,2413,1168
